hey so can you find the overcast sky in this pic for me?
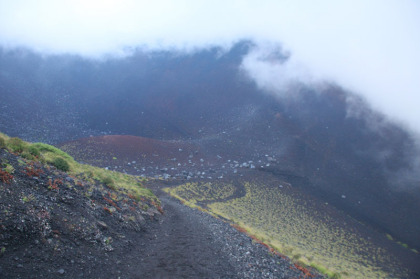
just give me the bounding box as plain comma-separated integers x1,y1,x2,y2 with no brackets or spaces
0,0,419,132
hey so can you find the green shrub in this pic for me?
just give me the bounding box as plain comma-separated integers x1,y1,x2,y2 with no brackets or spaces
4,164,15,174
28,145,40,156
52,157,70,172
21,151,35,160
101,176,116,189
8,137,25,153
292,254,302,260
0,137,5,149
32,143,73,160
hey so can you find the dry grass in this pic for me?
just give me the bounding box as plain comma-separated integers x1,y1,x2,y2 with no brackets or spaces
164,182,235,204
1,132,157,204
165,180,407,278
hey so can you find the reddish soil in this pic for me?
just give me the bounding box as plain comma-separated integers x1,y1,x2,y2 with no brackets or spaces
61,135,202,165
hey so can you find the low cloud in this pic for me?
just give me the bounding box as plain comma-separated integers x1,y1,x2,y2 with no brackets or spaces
0,0,419,132
240,42,314,98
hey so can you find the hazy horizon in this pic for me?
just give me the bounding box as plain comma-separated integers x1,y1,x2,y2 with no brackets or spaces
1,0,419,133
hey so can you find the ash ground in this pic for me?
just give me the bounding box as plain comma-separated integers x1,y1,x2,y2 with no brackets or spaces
61,135,420,278
0,148,324,279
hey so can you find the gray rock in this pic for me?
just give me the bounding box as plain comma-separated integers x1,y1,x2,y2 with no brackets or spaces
97,221,108,230
267,156,276,162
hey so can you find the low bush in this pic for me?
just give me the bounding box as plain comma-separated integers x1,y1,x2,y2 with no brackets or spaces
0,169,13,184
7,137,25,153
101,175,116,189
0,136,5,149
32,143,73,160
4,164,15,174
21,151,35,160
28,145,40,156
52,157,70,172
310,263,341,278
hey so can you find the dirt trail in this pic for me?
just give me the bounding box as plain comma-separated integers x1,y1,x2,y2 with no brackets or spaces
127,196,235,278
119,182,321,279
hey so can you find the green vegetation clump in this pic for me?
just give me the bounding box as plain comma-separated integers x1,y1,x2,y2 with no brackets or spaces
165,182,235,205
52,157,70,172
100,175,116,189
7,137,26,153
0,131,159,208
32,143,73,160
310,262,341,278
0,136,5,149
4,164,15,174
28,145,40,157
20,145,41,160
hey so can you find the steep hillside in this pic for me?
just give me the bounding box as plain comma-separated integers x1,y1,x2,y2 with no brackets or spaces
0,133,328,279
1,42,420,275
0,133,162,278
2,44,418,249
56,133,420,278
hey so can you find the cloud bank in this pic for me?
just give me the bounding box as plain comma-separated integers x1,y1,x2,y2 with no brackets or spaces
0,0,419,132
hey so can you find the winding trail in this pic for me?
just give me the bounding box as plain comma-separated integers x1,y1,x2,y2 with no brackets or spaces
118,183,322,279
131,196,236,278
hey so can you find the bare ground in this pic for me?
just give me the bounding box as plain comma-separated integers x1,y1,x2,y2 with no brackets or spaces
0,148,323,278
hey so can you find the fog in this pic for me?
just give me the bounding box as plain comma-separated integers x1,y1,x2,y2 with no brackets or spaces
1,0,419,132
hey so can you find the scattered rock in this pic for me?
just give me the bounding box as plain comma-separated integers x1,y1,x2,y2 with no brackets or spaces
97,221,108,230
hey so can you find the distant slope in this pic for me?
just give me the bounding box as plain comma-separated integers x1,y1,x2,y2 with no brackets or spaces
59,135,203,168
1,43,419,250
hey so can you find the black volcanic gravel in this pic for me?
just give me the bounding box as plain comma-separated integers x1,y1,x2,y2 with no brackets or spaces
128,191,324,279
0,148,322,279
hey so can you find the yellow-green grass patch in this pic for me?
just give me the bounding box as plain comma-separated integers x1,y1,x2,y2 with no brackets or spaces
164,182,235,204
0,132,157,204
165,180,406,278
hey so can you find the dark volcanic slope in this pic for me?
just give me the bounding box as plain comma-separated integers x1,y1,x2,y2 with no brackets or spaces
0,148,162,279
0,147,322,279
1,43,420,250
60,136,420,277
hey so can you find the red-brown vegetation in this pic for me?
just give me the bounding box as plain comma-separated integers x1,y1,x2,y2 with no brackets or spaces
151,200,164,214
291,263,315,278
103,195,120,211
231,223,248,234
103,207,112,214
48,178,63,190
0,169,13,184
231,223,289,261
23,162,44,177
